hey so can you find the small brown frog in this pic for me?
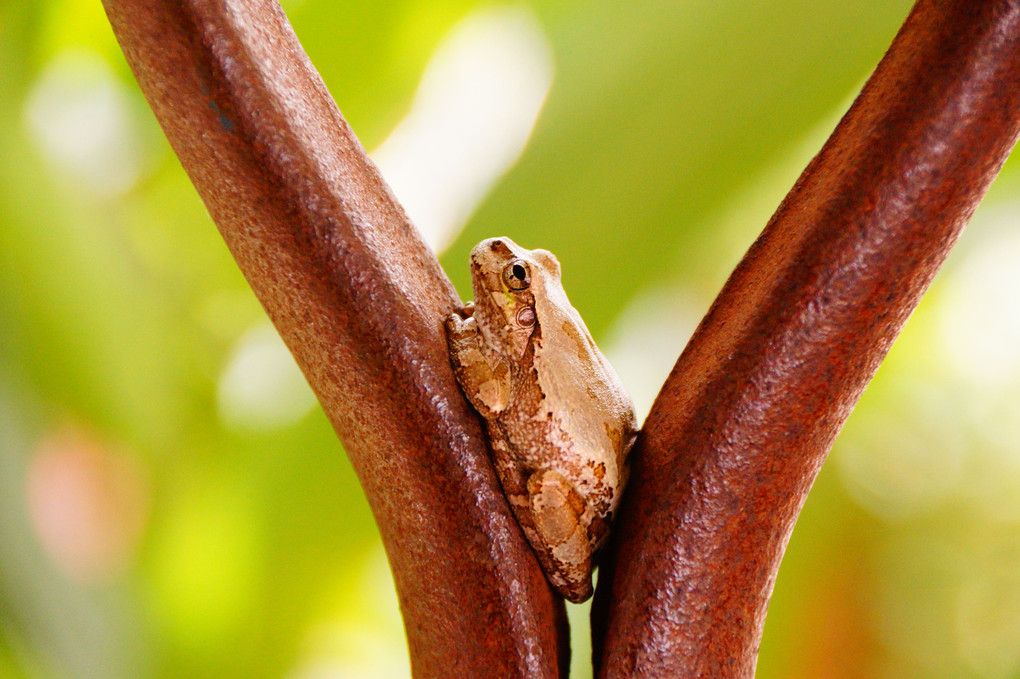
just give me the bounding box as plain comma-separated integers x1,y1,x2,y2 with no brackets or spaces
445,237,636,602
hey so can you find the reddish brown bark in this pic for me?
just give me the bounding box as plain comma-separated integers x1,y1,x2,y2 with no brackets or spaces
101,0,1020,676
100,0,568,676
592,0,1020,676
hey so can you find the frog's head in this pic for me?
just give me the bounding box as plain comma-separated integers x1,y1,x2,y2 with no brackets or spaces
469,237,559,351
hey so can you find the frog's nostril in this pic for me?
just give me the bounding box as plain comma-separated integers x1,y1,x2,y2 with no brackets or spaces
491,239,502,249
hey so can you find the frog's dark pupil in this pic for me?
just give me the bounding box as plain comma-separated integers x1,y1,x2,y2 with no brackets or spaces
513,264,526,280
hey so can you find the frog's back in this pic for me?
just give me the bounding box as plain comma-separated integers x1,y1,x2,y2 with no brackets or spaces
531,280,636,510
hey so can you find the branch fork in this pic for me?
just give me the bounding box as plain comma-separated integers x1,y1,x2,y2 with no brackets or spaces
102,0,1020,676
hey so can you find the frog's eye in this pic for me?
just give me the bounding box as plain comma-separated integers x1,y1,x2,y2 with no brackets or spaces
502,259,531,291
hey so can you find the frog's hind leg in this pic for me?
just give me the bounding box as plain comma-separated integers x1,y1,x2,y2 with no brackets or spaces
526,469,594,603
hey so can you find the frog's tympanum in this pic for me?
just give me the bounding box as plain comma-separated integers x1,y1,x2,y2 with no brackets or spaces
445,237,636,603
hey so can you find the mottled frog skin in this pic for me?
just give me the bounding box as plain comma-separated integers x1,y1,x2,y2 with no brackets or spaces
445,237,636,602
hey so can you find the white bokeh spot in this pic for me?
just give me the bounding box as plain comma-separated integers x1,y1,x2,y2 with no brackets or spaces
372,4,554,254
24,49,149,198
218,323,318,432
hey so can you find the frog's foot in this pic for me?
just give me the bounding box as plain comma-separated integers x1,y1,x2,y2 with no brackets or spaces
527,469,594,603
444,313,510,415
446,301,475,325
444,307,474,339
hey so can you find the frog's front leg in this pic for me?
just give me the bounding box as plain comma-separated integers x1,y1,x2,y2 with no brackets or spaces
445,306,511,416
527,469,595,603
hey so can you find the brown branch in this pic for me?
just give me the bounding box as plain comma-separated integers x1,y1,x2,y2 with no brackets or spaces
592,0,1020,676
103,0,1020,675
100,0,568,676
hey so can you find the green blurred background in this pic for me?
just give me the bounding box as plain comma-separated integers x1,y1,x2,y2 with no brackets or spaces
3,0,1020,677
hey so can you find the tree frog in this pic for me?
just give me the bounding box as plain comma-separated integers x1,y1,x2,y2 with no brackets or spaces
445,237,637,603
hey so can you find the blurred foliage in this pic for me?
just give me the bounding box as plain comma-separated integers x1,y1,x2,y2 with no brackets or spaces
1,0,1019,678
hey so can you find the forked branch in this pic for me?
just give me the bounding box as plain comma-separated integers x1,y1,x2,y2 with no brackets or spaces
102,0,1020,677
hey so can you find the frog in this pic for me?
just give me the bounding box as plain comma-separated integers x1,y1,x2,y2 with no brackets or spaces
445,237,637,603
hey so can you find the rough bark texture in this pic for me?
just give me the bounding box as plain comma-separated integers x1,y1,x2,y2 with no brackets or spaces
592,0,1020,676
101,0,569,677
101,0,1020,676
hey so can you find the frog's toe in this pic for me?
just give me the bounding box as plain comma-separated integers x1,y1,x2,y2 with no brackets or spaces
444,311,475,339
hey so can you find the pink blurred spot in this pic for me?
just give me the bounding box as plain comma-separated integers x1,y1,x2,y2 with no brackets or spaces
27,425,149,582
